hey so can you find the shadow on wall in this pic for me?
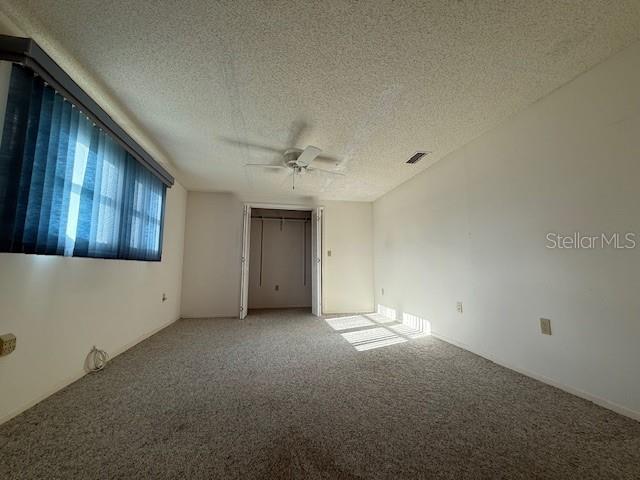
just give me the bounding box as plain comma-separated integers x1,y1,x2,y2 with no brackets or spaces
325,305,431,351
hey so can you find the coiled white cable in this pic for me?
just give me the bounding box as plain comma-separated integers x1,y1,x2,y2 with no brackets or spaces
86,345,109,373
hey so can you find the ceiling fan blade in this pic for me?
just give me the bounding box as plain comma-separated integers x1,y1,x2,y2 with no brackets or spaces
220,137,282,154
308,166,346,176
296,145,322,167
314,155,342,167
245,164,287,170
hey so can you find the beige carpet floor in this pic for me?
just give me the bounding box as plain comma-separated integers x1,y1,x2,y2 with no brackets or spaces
1,308,639,479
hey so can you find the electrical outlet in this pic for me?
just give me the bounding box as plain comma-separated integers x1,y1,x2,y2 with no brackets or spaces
456,302,463,314
540,318,552,335
0,333,16,356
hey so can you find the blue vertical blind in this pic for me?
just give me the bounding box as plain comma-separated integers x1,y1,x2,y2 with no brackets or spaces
0,64,166,261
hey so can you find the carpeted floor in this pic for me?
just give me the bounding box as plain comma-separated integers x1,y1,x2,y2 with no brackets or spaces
1,309,639,479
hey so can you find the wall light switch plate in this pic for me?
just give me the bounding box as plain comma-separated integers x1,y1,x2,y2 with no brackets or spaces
540,318,552,335
0,333,16,356
327,250,332,257
456,302,463,314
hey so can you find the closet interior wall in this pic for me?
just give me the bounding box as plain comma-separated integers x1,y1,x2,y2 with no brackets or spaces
248,209,312,309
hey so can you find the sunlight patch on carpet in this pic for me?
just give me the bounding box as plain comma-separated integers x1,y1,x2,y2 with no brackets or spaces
340,327,407,351
325,315,375,331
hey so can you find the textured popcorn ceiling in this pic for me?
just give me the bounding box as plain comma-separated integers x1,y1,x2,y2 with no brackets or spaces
2,1,640,201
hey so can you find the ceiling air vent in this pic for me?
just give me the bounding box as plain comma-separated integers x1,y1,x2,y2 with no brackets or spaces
406,151,430,164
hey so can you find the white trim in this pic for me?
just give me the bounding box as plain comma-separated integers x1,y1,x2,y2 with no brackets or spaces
0,316,180,426
322,310,373,316
239,305,313,310
431,330,640,423
239,204,251,319
245,202,318,211
311,207,323,316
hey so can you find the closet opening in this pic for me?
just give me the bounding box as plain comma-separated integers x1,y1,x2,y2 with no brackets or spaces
239,205,322,318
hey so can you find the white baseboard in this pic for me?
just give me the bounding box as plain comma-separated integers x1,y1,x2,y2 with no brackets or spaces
322,310,375,316
0,369,88,427
430,330,640,423
246,305,312,310
0,316,179,426
109,316,180,359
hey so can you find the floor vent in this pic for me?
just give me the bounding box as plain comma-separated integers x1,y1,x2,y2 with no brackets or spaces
406,151,430,164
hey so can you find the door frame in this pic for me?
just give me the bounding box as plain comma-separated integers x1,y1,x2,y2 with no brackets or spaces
239,202,323,318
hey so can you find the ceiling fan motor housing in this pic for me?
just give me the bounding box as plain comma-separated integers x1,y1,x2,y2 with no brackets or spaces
283,148,304,169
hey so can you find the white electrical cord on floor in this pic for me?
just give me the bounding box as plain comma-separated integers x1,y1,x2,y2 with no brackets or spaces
86,345,109,373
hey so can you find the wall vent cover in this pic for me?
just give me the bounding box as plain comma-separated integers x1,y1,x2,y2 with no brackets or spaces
406,151,430,164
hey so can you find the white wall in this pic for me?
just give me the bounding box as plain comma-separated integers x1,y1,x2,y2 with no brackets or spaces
248,216,311,309
0,13,190,426
180,192,244,318
180,195,374,317
323,201,374,314
373,41,640,420
0,182,187,423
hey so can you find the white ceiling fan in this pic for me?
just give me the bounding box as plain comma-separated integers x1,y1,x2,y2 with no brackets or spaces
221,121,345,190
245,146,344,190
